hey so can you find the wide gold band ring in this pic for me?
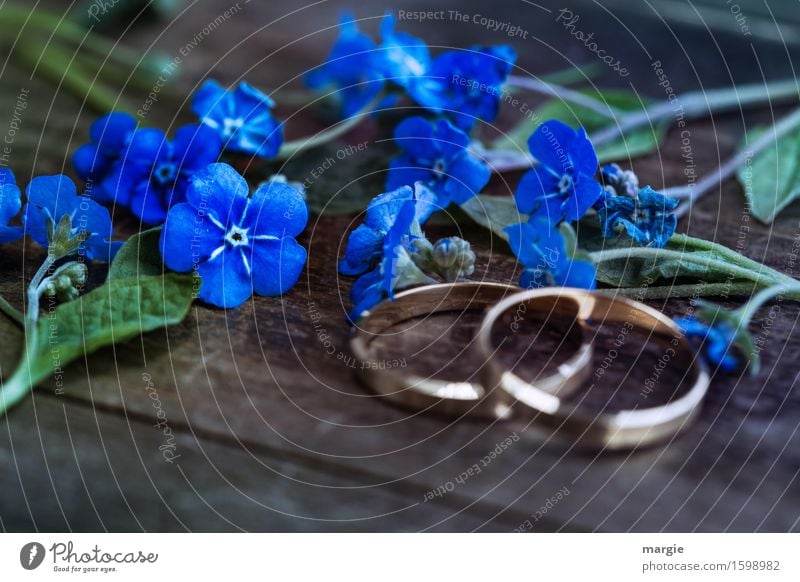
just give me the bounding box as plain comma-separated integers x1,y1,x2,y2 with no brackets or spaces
477,288,711,449
350,282,593,420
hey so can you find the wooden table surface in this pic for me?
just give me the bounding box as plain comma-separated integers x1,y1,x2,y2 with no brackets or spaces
1,0,799,532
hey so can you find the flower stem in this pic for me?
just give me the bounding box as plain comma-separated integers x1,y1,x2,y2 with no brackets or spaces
591,79,800,147
0,254,55,417
506,75,621,119
667,107,800,217
733,282,800,326
0,295,24,327
276,91,385,160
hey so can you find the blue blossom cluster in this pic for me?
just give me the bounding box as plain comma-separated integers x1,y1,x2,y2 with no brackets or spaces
510,120,601,290
72,81,284,226
594,163,678,248
386,116,490,209
0,168,118,262
340,183,437,321
308,12,516,131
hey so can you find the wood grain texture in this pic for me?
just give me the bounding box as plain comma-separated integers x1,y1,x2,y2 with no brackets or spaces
0,0,798,532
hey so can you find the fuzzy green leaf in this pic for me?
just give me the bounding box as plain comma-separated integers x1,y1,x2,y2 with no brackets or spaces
737,125,800,224
25,273,194,387
460,195,528,240
108,227,165,279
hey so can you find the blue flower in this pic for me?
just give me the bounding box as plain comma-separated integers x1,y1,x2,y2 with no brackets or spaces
386,116,490,207
409,45,516,131
306,12,385,118
0,168,23,244
22,175,118,262
505,219,596,289
160,163,307,308
72,112,136,188
192,80,283,158
675,316,739,372
348,197,435,322
514,120,603,224
596,186,678,248
371,13,431,88
339,182,436,276
101,124,221,225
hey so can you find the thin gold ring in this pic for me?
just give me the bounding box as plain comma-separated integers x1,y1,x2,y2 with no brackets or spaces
350,282,593,419
477,288,710,449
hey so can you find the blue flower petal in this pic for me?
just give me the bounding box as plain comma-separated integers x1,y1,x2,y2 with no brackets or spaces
245,180,308,238
561,174,603,222
339,224,383,276
393,116,438,160
527,120,576,175
191,80,225,119
249,237,307,296
172,124,222,172
364,185,415,232
197,247,253,308
127,127,168,161
0,181,22,225
556,258,596,289
89,112,136,153
385,158,435,192
444,152,490,205
571,127,599,176
514,166,559,216
373,13,430,86
160,202,223,272
186,163,249,226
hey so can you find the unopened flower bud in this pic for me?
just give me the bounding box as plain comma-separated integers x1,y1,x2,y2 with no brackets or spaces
42,261,88,302
432,237,476,281
600,163,639,198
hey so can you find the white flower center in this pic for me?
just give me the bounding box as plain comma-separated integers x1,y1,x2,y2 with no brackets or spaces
222,117,245,137
225,225,249,247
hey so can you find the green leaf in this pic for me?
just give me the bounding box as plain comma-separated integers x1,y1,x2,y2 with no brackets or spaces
26,273,194,387
492,90,667,164
460,195,528,240
587,231,786,294
274,141,392,216
109,227,166,279
737,125,800,224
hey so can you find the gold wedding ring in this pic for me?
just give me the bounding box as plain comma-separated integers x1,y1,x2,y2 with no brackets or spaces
350,282,593,419
477,288,711,449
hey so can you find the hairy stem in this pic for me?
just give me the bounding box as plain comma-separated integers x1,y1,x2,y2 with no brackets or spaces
0,255,55,417
506,75,621,119
0,295,24,327
734,282,800,326
276,91,385,160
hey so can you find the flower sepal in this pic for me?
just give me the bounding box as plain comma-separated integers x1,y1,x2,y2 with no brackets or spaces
47,214,92,260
